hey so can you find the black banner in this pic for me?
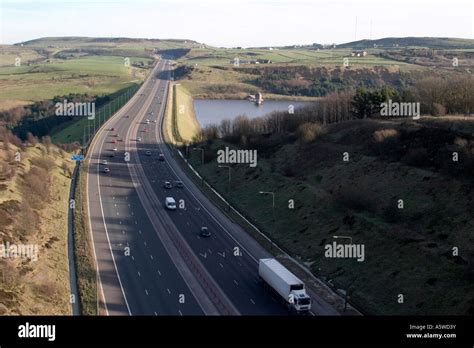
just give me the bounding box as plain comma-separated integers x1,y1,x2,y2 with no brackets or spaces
0,316,472,346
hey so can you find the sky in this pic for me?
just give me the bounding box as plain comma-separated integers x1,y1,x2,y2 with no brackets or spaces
0,0,473,47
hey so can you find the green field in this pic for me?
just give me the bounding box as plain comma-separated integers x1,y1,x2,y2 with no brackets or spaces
180,47,405,67
0,55,150,108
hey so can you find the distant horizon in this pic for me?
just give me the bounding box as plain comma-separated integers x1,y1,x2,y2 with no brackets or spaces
8,35,474,49
1,0,472,47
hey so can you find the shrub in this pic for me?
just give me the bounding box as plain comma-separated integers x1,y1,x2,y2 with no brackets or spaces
402,148,429,167
31,157,55,172
373,128,399,142
297,122,325,143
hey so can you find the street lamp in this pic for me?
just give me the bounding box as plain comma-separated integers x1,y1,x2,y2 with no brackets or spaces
333,235,353,244
259,191,275,249
193,147,204,165
219,165,231,211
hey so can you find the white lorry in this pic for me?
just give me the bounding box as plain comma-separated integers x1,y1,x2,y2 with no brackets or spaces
259,258,312,314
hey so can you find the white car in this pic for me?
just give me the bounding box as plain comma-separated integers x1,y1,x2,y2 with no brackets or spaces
165,197,176,210
102,160,108,165
146,119,150,124
103,167,110,173
163,181,172,189
112,147,118,151
137,137,142,142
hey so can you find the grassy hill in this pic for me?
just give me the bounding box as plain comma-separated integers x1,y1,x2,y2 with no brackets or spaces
185,116,474,315
0,135,75,314
338,37,474,49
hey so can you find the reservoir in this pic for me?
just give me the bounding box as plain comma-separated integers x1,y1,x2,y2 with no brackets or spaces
193,99,313,128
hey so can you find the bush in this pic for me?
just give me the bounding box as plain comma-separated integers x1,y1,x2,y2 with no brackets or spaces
402,148,429,167
31,157,55,172
335,185,376,212
297,122,325,143
373,129,399,142
22,167,50,209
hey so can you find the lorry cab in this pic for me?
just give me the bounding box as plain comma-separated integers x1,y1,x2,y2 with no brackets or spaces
290,289,312,313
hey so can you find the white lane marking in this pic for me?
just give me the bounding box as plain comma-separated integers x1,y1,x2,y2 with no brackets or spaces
219,263,224,268
119,221,122,225
139,230,142,234
167,288,171,294
144,241,147,247
93,134,133,315
233,279,239,286
157,270,161,276
116,212,119,216
217,251,225,258
178,310,183,316
250,298,255,305
145,289,149,296
131,255,135,261
150,255,154,260
154,311,158,316
138,271,141,277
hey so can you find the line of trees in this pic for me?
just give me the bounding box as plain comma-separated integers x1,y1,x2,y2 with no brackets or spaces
195,74,472,145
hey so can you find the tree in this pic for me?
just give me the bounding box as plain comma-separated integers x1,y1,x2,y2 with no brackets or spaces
26,132,37,146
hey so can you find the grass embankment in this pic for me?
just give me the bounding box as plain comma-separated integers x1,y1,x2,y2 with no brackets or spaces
51,83,141,145
167,84,200,144
0,141,74,314
182,117,474,315
72,163,97,315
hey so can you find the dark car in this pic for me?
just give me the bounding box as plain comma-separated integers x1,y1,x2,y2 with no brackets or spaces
199,227,211,237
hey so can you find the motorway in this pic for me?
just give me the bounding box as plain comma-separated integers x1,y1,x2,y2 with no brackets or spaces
86,59,292,315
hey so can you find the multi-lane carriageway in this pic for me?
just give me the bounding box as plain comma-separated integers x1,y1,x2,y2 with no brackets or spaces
86,59,311,315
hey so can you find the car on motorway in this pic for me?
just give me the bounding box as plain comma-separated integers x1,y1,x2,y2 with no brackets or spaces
146,119,150,124
137,137,142,142
152,120,157,123
175,180,184,188
158,153,165,161
103,167,110,173
114,133,119,137
165,197,176,210
163,181,172,189
145,150,152,156
102,160,108,165
143,128,148,132
112,147,118,151
199,227,211,238
110,127,115,131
